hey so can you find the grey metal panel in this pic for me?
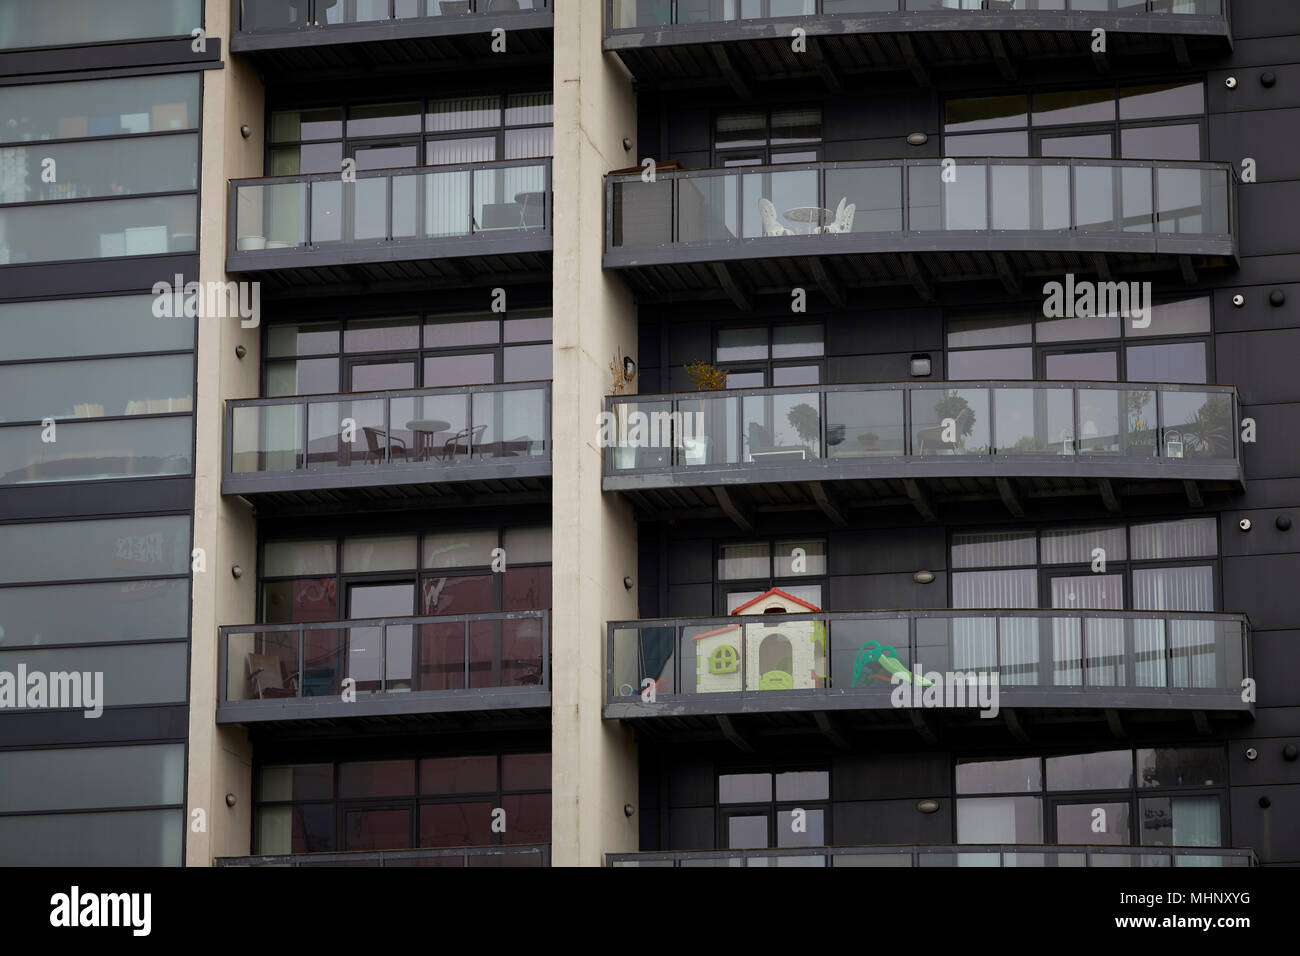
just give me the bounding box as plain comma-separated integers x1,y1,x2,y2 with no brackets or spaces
1230,784,1300,864
1239,403,1300,479
1237,182,1300,258
1232,0,1300,39
1213,284,1300,335
832,752,951,801
1209,111,1300,185
223,458,552,496
668,758,715,807
834,798,952,846
1210,64,1300,113
1223,553,1300,630
216,689,550,724
1252,631,1300,709
829,572,949,611
1218,509,1300,558
666,538,714,585
667,807,715,851
828,526,946,576
231,10,553,52
667,583,713,618
1229,723,1300,786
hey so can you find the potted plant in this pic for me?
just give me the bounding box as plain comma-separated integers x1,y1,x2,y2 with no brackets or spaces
682,361,727,465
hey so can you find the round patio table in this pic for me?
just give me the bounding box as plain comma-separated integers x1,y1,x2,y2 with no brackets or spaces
784,206,832,234
405,419,452,459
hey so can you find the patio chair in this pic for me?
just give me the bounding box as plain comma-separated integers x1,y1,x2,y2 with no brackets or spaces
362,426,407,463
822,196,856,234
758,198,794,237
245,652,298,699
916,405,975,454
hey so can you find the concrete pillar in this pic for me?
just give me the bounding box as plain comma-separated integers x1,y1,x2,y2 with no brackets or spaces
185,0,264,865
550,2,641,866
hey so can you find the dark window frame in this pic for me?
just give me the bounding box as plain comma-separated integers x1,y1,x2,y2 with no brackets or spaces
714,535,828,616
715,764,832,851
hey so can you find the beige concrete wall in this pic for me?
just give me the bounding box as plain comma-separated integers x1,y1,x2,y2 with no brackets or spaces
185,0,265,866
550,1,642,866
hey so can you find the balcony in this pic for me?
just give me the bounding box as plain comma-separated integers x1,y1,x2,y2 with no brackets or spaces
608,158,1237,304
607,609,1252,735
224,381,550,510
606,158,1236,305
228,159,551,290
607,844,1256,867
217,610,550,726
231,1,553,75
604,380,1241,522
605,1,1232,91
216,844,550,866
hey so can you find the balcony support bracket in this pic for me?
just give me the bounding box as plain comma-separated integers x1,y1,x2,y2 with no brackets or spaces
810,481,848,527
988,33,1016,82
1193,710,1211,735
903,254,934,302
711,262,754,312
1092,253,1113,283
996,477,1024,518
1105,708,1127,739
904,479,937,522
993,252,1020,296
910,709,939,744
1003,707,1028,743
814,711,851,750
717,714,755,753
804,37,843,94
1172,35,1191,68
1184,480,1204,509
709,43,751,100
809,257,846,309
1097,478,1121,514
898,34,930,87
1091,42,1110,75
715,486,755,533
1179,255,1198,285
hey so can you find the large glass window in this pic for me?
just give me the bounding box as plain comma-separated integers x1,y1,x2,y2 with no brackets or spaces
0,744,185,865
0,0,201,50
945,82,1205,160
268,92,553,176
254,752,551,855
951,518,1217,611
715,323,824,387
714,107,822,166
717,766,830,853
260,525,551,623
0,73,200,264
956,747,1226,852
946,297,1212,385
717,537,826,614
263,310,551,396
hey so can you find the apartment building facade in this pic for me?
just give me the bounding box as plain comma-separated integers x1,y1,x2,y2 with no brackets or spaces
0,0,1296,867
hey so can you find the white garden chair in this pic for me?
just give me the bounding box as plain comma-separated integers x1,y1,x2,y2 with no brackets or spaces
758,197,794,237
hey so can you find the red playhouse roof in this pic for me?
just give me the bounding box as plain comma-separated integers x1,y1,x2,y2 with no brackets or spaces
691,588,823,641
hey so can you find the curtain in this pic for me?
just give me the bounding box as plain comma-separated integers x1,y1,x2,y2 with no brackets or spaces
953,569,1036,608
1130,517,1216,560
952,531,1036,569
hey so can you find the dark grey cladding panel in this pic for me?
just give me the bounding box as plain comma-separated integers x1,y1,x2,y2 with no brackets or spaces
1238,182,1300,258
832,751,951,801
1209,111,1300,184
0,705,189,749
1213,285,1300,335
1230,784,1300,864
666,807,715,851
667,583,713,618
833,799,952,847
827,308,942,355
1227,37,1300,69
829,572,949,611
1233,478,1300,510
828,526,947,576
1223,553,1300,629
0,477,195,522
667,107,712,154
1209,64,1300,114
1228,723,1300,786
668,758,714,807
1253,632,1300,708
823,89,937,142
667,537,713,585
1231,0,1300,40
829,352,933,384
667,322,713,369
1219,510,1300,558
1239,403,1300,479
1230,705,1300,740
1216,329,1300,404
638,586,659,620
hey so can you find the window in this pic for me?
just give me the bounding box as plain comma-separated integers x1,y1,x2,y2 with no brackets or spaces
254,752,551,855
951,518,1218,612
713,107,822,166
946,297,1212,385
0,744,185,865
717,538,826,614
956,748,1226,852
259,525,551,623
263,310,552,395
0,0,201,49
0,73,200,264
715,324,824,388
268,92,553,176
0,295,195,485
945,82,1205,160
717,767,830,853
